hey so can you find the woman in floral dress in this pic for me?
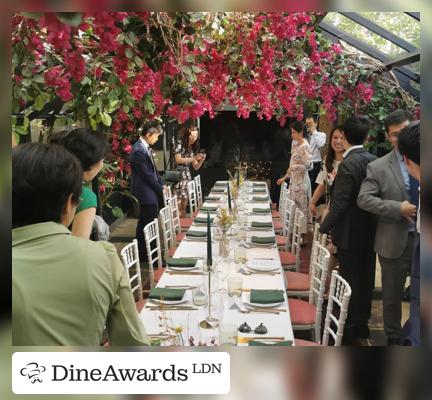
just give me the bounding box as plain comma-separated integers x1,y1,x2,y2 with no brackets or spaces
277,121,312,234
173,121,206,217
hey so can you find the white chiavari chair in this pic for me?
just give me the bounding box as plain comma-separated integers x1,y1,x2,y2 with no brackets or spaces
276,198,295,249
163,185,172,206
120,239,145,311
288,244,330,341
279,208,304,271
295,271,352,346
285,223,327,298
194,175,203,207
186,180,198,218
168,195,185,243
273,182,288,233
159,205,176,261
143,219,164,289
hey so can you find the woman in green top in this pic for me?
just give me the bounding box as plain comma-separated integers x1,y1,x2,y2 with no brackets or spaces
50,128,109,239
12,143,148,346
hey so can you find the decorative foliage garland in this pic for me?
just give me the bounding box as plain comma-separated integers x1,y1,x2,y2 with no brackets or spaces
12,12,419,209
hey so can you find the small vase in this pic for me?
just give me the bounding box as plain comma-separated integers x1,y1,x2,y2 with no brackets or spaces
219,231,230,259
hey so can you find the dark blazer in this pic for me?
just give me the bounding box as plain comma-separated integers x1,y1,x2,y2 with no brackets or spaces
320,147,377,250
129,140,164,206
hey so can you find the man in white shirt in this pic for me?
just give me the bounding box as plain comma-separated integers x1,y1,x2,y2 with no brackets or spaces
305,114,327,194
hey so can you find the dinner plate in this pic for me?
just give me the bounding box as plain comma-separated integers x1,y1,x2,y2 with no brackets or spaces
150,297,188,305
167,264,198,271
244,293,284,308
247,262,279,272
247,241,276,248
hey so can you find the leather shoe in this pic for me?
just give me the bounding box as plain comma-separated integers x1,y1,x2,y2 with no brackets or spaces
387,337,400,346
357,324,370,339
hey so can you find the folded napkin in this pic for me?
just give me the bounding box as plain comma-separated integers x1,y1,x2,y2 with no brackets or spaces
200,206,218,212
252,208,270,214
212,188,226,193
149,288,186,301
214,182,227,186
186,230,207,238
249,340,293,346
205,196,220,201
166,258,197,268
252,196,270,202
195,216,214,224
252,188,266,193
251,221,273,229
251,236,276,244
252,182,266,187
250,289,285,304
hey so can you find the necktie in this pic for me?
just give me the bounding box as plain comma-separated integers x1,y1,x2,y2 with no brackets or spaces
409,175,419,209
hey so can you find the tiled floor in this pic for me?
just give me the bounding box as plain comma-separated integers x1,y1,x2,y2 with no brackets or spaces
110,217,411,346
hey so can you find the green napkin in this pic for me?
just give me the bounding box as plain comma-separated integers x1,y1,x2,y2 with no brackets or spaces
251,221,273,228
250,289,285,304
252,196,270,202
205,196,220,201
251,236,276,244
249,340,293,346
252,208,270,214
166,258,197,268
149,288,186,301
252,182,266,187
200,206,218,212
195,216,214,224
212,188,225,193
252,188,266,193
186,230,207,238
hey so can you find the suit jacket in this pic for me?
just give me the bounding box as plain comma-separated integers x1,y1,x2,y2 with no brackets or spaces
357,150,411,258
129,140,164,206
320,148,377,250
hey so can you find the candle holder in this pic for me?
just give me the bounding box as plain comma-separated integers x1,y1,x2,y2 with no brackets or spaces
199,263,220,329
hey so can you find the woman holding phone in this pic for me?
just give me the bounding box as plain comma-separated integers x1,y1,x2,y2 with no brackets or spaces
173,120,206,217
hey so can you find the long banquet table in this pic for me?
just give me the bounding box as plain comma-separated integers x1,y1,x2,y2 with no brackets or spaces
139,180,294,346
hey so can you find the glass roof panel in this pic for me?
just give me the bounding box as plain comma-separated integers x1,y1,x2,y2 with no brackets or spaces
323,13,407,58
359,12,420,49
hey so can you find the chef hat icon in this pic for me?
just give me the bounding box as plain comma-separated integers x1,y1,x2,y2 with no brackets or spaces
20,362,46,383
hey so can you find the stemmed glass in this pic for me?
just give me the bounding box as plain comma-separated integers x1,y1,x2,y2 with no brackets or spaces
227,276,243,309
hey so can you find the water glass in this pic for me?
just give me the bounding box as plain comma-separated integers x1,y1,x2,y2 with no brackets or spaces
192,287,208,306
218,323,238,346
234,246,247,265
227,277,243,298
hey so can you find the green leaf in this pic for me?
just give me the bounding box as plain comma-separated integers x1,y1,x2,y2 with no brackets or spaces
81,76,92,85
125,47,134,59
192,65,202,73
20,12,43,20
185,54,195,63
13,131,20,144
53,117,67,130
87,105,97,115
56,12,83,27
23,116,30,130
143,98,155,114
111,207,123,218
90,118,97,131
33,74,45,83
106,99,120,113
134,56,144,67
22,78,31,87
181,65,192,75
100,112,112,126
34,95,46,111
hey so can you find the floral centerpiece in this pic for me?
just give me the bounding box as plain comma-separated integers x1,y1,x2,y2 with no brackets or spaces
215,207,234,258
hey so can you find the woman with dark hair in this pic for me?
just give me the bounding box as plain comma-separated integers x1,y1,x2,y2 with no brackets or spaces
310,126,344,220
12,143,148,346
277,121,312,234
50,128,109,239
173,120,206,217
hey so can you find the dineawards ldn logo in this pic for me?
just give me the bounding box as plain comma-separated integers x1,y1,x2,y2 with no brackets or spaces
20,362,47,384
13,352,230,394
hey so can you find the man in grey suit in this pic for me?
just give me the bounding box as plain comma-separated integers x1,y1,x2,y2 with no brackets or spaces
358,110,418,345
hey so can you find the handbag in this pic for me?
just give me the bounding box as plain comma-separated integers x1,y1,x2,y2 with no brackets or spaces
163,170,181,183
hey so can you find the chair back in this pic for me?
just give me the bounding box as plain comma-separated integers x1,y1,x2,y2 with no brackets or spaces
168,195,181,235
287,208,305,271
186,180,198,218
143,218,163,289
309,223,328,274
120,239,143,302
194,175,203,207
281,198,295,248
308,244,331,341
278,182,288,214
163,185,172,206
322,271,352,346
159,205,175,261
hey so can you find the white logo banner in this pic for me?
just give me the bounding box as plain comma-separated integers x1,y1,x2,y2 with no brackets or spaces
13,352,230,394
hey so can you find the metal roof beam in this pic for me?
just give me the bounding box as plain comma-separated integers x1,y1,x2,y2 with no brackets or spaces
384,50,420,70
405,12,420,21
340,12,417,52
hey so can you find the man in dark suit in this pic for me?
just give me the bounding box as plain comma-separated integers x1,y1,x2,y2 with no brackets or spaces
358,110,417,345
129,122,164,260
320,116,377,344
